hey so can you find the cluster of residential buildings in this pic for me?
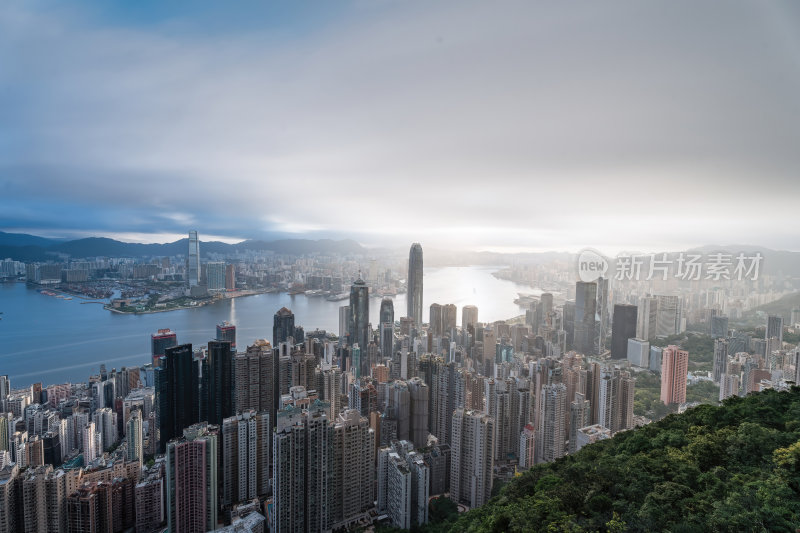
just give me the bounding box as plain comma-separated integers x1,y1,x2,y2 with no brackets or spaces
2,240,798,532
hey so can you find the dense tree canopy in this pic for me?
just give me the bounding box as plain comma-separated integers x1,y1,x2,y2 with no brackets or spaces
424,388,800,532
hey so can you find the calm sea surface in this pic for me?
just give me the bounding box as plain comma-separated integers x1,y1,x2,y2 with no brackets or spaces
0,266,540,387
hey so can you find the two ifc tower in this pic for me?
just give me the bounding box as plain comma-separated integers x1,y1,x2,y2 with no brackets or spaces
407,242,424,327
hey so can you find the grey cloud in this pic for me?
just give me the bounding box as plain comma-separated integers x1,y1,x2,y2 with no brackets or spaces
1,1,799,250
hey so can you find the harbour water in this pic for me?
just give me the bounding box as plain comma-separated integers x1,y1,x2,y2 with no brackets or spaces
0,266,540,387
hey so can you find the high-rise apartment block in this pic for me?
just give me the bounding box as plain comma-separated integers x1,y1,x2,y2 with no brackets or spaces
166,423,218,533
536,383,567,463
272,402,331,533
330,409,375,528
450,409,494,508
206,262,226,291
377,440,429,529
221,410,270,507
660,345,689,405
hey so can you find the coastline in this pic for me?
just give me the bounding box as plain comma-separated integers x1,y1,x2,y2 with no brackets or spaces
104,288,276,315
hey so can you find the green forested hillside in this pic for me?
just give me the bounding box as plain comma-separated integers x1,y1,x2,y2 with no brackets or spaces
429,388,800,532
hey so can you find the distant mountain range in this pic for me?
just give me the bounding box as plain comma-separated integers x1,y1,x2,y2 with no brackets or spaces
0,231,369,261
1,231,799,277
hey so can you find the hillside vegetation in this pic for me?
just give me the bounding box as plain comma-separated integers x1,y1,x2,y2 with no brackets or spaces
428,388,800,532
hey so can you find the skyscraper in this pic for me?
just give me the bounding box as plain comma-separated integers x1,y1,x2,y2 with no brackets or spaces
595,277,609,355
221,410,270,507
380,322,394,359
482,326,496,375
225,264,236,290
450,409,494,508
766,315,784,344
204,340,234,426
429,303,443,337
710,315,729,339
610,304,638,359
407,377,430,449
713,338,728,384
573,282,597,356
443,304,457,334
377,441,429,529
216,321,236,350
636,296,658,341
126,409,143,466
627,338,650,368
206,261,226,291
187,231,200,288
234,341,276,428
272,402,331,533
0,375,10,404
568,393,590,454
273,307,295,348
408,243,424,327
537,383,567,463
380,298,395,327
155,344,199,452
151,329,177,365
166,423,218,533
519,424,536,469
656,295,682,337
339,305,350,339
461,305,478,332
660,345,689,405
348,277,370,353
330,409,375,528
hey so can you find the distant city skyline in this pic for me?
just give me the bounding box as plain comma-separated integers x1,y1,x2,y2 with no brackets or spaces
2,2,799,252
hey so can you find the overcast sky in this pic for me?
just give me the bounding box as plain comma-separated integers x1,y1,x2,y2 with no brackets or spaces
1,1,799,253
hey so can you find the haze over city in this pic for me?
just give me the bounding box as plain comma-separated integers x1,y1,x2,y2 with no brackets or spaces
3,1,800,252
3,2,800,532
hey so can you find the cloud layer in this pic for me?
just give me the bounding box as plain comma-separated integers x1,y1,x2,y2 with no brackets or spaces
2,1,799,252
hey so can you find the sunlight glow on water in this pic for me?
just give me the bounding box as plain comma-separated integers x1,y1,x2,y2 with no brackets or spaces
0,266,540,386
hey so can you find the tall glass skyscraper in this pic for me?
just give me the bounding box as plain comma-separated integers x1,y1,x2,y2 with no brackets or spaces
380,298,395,326
573,281,597,356
273,307,295,347
407,243,423,326
349,277,370,353
187,230,200,287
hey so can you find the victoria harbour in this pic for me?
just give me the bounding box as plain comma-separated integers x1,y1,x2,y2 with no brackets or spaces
0,266,539,386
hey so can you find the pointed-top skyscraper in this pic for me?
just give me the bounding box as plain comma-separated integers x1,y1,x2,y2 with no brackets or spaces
349,275,370,355
408,243,423,327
